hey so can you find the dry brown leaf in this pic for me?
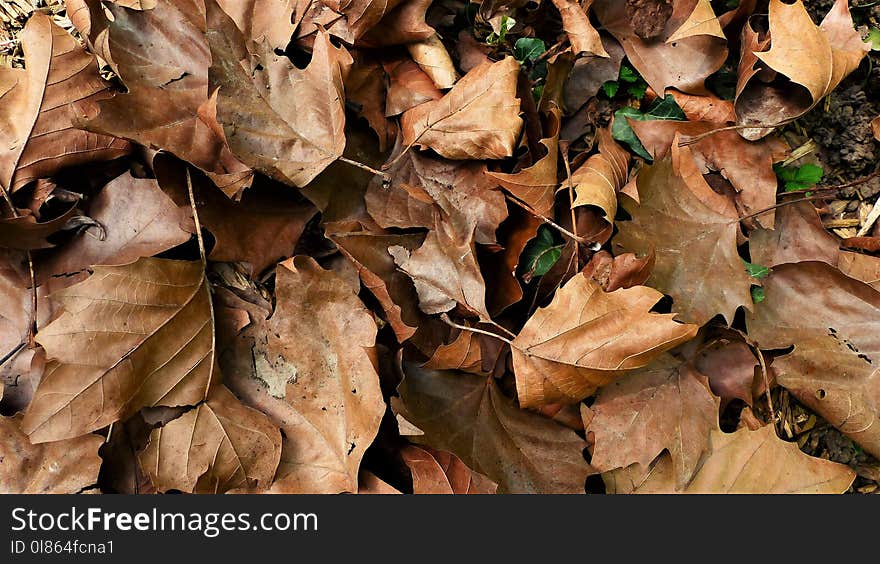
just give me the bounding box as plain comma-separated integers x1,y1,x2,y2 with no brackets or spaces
83,0,253,198
586,356,717,487
0,414,102,493
839,251,880,291
665,0,724,43
406,33,458,90
570,128,630,225
0,206,78,251
401,445,498,494
22,257,214,443
693,340,758,406
0,12,130,193
873,116,880,141
605,425,856,494
215,0,296,49
384,57,442,117
346,54,397,151
208,5,352,188
393,364,591,493
593,0,727,95
358,0,434,47
400,57,523,160
221,256,385,493
422,328,484,374
321,0,405,43
358,470,402,494
140,383,282,493
735,0,869,140
614,143,753,325
551,0,608,58
39,172,191,279
747,262,880,459
749,200,839,268
512,272,698,407
581,250,654,292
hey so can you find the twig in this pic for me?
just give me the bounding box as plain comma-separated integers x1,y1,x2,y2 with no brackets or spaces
559,147,580,271
440,313,514,346
0,341,26,369
731,328,777,429
730,193,832,224
185,168,207,265
185,168,215,403
505,193,594,247
0,184,38,343
677,120,794,146
337,156,391,184
485,318,517,339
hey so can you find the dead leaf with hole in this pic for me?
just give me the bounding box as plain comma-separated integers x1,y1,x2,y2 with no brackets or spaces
22,257,214,443
747,261,880,459
0,414,102,493
512,272,698,407
401,444,498,494
392,364,592,493
0,12,130,193
400,57,523,160
140,383,282,493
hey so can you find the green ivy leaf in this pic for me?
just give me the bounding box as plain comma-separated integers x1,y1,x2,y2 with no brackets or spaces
514,37,546,63
751,286,766,304
868,27,880,51
743,259,770,279
520,226,562,280
611,95,686,160
619,66,639,83
627,82,648,99
773,162,824,191
486,15,516,45
602,81,619,98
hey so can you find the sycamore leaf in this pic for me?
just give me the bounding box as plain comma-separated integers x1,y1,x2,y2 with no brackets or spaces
0,12,130,192
746,261,880,459
392,364,591,493
215,0,296,49
0,414,102,494
400,445,498,494
0,206,78,251
570,127,630,227
614,143,753,325
221,257,385,493
512,273,698,407
586,356,718,487
406,33,459,90
604,425,855,494
400,57,523,160
22,257,214,443
748,200,839,268
666,0,724,43
140,383,282,494
208,5,352,188
551,0,608,58
423,328,485,374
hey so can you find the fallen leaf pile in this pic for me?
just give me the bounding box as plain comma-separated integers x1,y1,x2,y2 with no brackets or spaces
1,0,878,494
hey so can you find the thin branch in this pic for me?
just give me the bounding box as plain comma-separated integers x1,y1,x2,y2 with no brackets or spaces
337,156,391,184
559,146,580,271
484,318,517,339
730,193,832,224
0,341,26,369
676,120,795,146
185,168,207,265
505,193,595,247
440,314,514,346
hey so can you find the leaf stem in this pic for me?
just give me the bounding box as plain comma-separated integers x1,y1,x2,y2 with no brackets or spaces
676,120,795,146
560,147,580,270
440,313,514,346
337,156,391,184
505,193,598,249
185,168,207,265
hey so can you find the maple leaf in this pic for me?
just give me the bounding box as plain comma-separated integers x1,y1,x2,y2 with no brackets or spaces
392,364,592,493
0,414,102,494
22,257,214,443
221,256,385,493
512,273,698,407
604,425,856,494
614,143,753,325
401,445,498,494
140,383,282,494
400,57,524,160
551,0,608,58
746,261,880,459
0,12,130,192
570,127,630,229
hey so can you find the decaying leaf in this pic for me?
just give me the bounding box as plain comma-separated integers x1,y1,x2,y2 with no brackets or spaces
393,364,592,493
400,444,498,494
551,0,608,58
512,272,698,407
23,257,214,443
400,57,523,160
570,128,630,225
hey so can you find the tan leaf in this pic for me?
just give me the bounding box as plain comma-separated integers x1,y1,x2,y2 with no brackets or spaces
748,200,839,268
22,257,214,443
208,5,352,188
586,356,718,487
570,128,630,224
393,364,591,493
0,414,102,494
358,0,434,47
400,57,523,160
873,116,880,141
0,12,129,192
423,329,484,374
322,0,405,43
551,0,609,58
358,470,402,494
581,250,654,292
736,0,869,140
0,206,78,251
40,172,191,278
512,272,698,407
666,0,724,43
140,383,282,493
747,262,880,459
614,143,753,325
605,425,855,494
693,340,759,406
401,445,498,494
839,251,880,291
346,55,397,151
406,33,459,90
221,257,385,493
215,0,296,49
383,57,442,117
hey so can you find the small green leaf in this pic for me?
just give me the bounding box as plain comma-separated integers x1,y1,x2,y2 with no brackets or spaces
743,260,770,279
773,162,824,192
619,66,639,83
611,95,685,161
868,27,880,51
602,81,619,98
487,15,516,44
751,286,766,304
514,37,546,62
520,226,562,280
627,82,648,99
